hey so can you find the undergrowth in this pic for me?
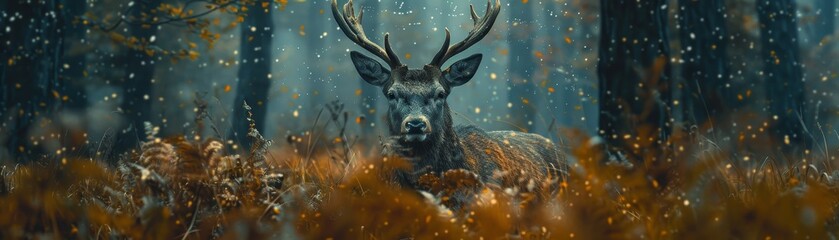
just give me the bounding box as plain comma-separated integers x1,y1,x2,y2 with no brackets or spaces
1,101,838,239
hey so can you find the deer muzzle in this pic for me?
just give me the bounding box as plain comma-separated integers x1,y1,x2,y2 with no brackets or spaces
401,115,432,142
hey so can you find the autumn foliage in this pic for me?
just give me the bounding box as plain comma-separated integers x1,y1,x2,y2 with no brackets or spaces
1,103,839,239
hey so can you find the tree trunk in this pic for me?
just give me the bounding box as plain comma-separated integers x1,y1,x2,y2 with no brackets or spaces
229,1,275,150
508,1,537,132
61,1,87,110
679,0,728,130
0,0,63,161
598,0,673,156
815,0,836,54
545,0,580,129
578,1,599,134
116,0,161,153
756,0,809,152
307,0,326,110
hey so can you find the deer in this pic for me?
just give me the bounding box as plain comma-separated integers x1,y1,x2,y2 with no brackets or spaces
332,0,567,204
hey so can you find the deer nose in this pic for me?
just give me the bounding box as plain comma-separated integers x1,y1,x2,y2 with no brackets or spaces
405,120,427,134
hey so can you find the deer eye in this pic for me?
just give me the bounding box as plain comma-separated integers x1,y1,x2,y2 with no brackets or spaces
386,92,396,99
437,92,447,99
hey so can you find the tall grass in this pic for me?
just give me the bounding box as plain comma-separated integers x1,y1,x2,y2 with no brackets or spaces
1,103,838,239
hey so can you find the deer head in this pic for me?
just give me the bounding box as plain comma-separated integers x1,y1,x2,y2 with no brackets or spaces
333,0,501,143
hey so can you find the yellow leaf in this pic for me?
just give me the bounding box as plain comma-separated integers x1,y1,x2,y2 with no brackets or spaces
169,7,183,17
127,36,138,45
534,51,544,59
188,50,199,60
224,84,232,92
109,32,126,42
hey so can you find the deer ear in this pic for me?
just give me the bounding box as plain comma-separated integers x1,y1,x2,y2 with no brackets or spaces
350,51,391,86
443,54,482,87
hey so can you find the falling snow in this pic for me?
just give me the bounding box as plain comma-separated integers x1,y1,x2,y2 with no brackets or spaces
0,0,838,238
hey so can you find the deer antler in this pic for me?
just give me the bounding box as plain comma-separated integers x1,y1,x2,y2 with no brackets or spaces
430,0,501,67
332,0,402,68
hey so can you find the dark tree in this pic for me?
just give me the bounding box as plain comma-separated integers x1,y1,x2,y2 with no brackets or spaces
598,0,673,155
229,1,275,149
678,0,729,129
116,0,162,152
358,0,382,137
544,0,580,128
814,0,836,54
0,0,64,161
307,0,327,109
756,0,808,151
544,0,563,126
61,2,88,110
508,1,537,132
577,1,600,134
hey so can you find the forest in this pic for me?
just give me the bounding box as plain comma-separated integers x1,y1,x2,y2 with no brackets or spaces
1,0,838,238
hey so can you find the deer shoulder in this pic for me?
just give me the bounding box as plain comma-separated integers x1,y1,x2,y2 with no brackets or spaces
456,126,567,193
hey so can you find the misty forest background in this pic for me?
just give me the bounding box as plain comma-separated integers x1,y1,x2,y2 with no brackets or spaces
0,0,837,163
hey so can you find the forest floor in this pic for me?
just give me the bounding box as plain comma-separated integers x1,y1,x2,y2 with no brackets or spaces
2,106,839,239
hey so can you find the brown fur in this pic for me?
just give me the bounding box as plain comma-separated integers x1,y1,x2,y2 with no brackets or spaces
384,120,567,200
